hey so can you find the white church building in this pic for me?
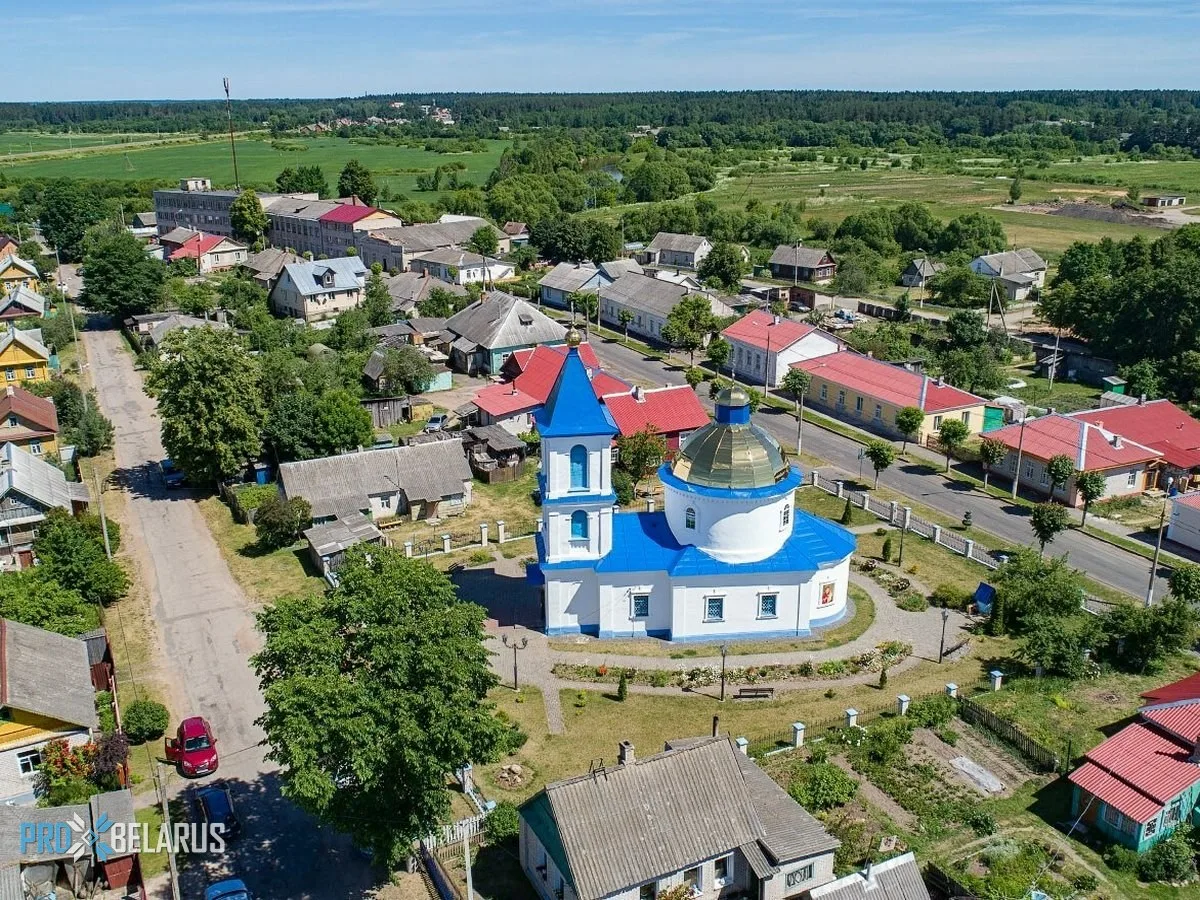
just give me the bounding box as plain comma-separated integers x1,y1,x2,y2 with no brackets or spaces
528,329,856,641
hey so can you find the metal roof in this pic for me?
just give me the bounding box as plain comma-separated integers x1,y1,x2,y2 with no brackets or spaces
0,285,46,318
987,414,1160,470
1071,720,1200,820
2,618,99,729
304,511,383,558
0,441,89,520
534,344,619,439
601,386,710,439
539,262,601,294
445,292,565,352
808,852,931,900
722,309,820,353
769,245,835,268
0,326,49,362
0,386,57,435
794,351,984,415
646,232,709,255
280,257,368,297
671,388,786,490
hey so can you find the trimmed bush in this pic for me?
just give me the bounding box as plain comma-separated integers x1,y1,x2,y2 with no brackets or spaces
123,700,170,744
930,583,972,610
787,762,858,811
1136,829,1196,883
484,801,520,844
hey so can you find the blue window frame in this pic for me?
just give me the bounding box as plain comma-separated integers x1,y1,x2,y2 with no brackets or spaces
705,597,724,622
685,507,696,529
570,510,588,539
632,594,649,618
569,445,588,489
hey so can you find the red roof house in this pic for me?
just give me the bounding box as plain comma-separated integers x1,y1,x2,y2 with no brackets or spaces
317,204,380,225
721,310,841,388
167,232,248,273
601,385,710,450
1072,400,1200,487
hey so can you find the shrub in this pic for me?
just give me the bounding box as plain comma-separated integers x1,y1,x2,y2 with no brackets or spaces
860,718,913,765
1072,874,1099,892
254,495,312,549
930,583,972,610
650,671,670,688
1136,829,1197,883
874,527,887,537
908,694,957,728
817,660,848,677
95,691,116,734
896,592,928,612
798,661,815,677
466,550,493,566
881,536,893,562
92,732,130,787
1103,844,1138,873
787,762,858,811
484,802,521,843
878,667,888,689
840,497,853,525
807,743,829,764
613,468,635,506
617,669,628,701
123,700,170,743
937,727,959,747
964,808,995,836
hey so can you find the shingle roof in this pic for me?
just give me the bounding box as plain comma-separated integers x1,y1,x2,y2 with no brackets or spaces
0,386,58,435
281,256,368,297
987,414,1160,471
1071,400,1200,471
0,285,46,318
808,852,931,900
304,511,382,558
539,262,600,294
974,248,1047,275
366,218,497,253
2,618,98,730
445,292,565,351
722,309,819,353
521,737,836,900
278,442,471,519
647,232,709,254
0,441,89,519
769,245,835,268
601,386,709,438
794,351,983,415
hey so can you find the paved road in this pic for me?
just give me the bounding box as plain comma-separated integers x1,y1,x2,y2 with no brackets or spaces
84,326,377,899
586,334,1169,600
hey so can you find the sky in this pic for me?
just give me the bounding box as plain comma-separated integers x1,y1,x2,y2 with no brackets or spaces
8,0,1200,101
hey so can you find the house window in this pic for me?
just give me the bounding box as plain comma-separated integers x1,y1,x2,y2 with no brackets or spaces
1104,804,1124,830
759,594,778,619
1127,471,1137,488
685,507,696,529
4,370,13,382
781,504,791,528
837,390,845,407
820,384,827,401
1166,798,1183,825
29,441,41,456
639,884,656,900
933,415,943,429
632,594,650,618
784,864,815,888
874,405,882,421
6,415,15,427
17,748,41,775
380,495,392,510
570,510,589,540
1040,469,1049,486
961,411,971,427
714,855,731,886
1024,460,1035,479
683,867,701,893
705,597,724,622
1144,817,1159,839
855,396,863,413
569,444,589,489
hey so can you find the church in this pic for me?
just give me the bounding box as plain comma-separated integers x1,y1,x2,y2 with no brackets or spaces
527,328,856,642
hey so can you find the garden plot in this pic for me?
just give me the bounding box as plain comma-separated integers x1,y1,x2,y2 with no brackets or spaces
912,725,1033,799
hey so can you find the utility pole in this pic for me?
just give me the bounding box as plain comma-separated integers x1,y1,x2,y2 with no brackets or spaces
1047,330,1061,392
1146,478,1174,607
155,763,181,900
463,828,475,900
224,77,241,190
1010,416,1027,500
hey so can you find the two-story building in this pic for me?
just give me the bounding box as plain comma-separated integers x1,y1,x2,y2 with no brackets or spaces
0,442,90,568
0,327,50,387
722,310,842,388
269,257,369,323
166,231,248,273
316,203,403,257
644,233,713,270
768,246,837,284
0,386,58,457
969,249,1047,302
153,178,296,237
519,736,840,900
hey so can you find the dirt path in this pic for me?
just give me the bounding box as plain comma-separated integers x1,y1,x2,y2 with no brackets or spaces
830,755,917,830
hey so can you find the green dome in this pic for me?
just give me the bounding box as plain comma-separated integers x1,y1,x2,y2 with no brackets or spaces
671,388,788,489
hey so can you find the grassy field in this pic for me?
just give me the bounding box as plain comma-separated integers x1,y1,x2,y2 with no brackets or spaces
0,131,167,154
1005,362,1104,413
1,134,509,196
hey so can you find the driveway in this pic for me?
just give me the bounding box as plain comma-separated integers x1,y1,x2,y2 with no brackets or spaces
83,326,378,899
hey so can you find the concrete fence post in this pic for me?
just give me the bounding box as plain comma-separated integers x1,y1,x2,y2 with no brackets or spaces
735,737,749,755
896,694,911,717
945,683,958,699
792,722,806,748
480,523,488,547
442,533,451,554
963,539,975,560
844,708,858,728
497,520,506,544
403,541,413,559
889,500,899,525
931,524,942,545
811,471,819,487
860,491,870,510
902,506,912,530
989,670,1004,692
646,499,656,513
537,519,544,533
836,481,845,499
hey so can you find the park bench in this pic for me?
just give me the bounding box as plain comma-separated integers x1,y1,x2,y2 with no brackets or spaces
734,686,775,700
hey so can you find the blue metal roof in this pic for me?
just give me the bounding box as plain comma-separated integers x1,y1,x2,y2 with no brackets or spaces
534,346,618,438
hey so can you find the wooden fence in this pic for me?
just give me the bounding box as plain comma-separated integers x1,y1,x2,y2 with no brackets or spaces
957,695,1060,773
924,862,979,899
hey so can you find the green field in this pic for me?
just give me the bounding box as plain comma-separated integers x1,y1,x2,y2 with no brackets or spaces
0,131,167,155
0,135,509,196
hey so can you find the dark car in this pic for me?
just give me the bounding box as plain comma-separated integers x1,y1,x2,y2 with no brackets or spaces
160,458,186,489
205,880,250,900
196,784,240,838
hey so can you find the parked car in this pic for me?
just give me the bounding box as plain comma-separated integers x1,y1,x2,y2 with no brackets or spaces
165,716,219,777
160,458,186,488
205,880,250,900
424,413,449,433
196,783,241,838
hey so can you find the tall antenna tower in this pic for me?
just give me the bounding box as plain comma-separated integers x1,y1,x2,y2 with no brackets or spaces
224,77,241,190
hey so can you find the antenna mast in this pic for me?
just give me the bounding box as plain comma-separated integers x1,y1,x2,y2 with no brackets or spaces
224,77,241,190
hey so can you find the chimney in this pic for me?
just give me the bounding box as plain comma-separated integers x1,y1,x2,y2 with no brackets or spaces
773,314,780,326
936,376,945,387
866,351,873,359
1140,393,1147,405
712,715,720,737
1112,434,1123,450
4,386,12,397
633,385,645,402
618,740,635,766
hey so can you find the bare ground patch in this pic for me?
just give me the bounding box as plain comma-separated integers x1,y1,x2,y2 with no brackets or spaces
912,724,1033,799
830,755,917,830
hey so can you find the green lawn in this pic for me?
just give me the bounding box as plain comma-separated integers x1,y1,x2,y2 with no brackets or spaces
1,135,509,197
794,485,877,527
0,131,166,154
1006,363,1103,413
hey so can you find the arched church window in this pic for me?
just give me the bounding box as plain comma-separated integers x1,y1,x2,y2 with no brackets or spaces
570,510,589,539
569,444,588,489
685,507,696,529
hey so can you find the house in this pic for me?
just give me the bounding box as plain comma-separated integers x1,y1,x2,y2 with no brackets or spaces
985,414,1160,506
768,246,837,284
242,247,304,294
358,217,508,272
598,258,643,281
123,311,230,351
443,292,566,375
794,349,991,443
503,221,531,246
806,853,930,900
0,255,39,296
461,425,528,483
278,441,472,523
599,272,734,344
518,736,839,900
317,202,403,257
602,385,710,451
1071,399,1200,491
382,271,466,316
127,210,159,241
899,258,946,289
1167,492,1200,552
722,310,842,388
539,262,604,309
652,269,705,290
0,237,18,258
469,342,628,433
0,386,58,457
360,395,436,429
304,511,384,580
408,249,515,286
1069,671,1200,852
270,256,369,322
0,618,99,805
0,442,90,566
372,317,449,349
263,196,403,259
969,249,1047,301
0,325,50,387
1143,195,1186,208
0,285,46,321
644,232,713,269
167,231,248,273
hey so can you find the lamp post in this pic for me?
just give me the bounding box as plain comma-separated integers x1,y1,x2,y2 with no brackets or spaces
719,643,729,702
938,608,950,664
1146,477,1175,607
501,634,528,690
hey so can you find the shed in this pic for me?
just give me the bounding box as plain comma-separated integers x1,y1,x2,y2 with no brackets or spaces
462,425,528,483
304,511,385,578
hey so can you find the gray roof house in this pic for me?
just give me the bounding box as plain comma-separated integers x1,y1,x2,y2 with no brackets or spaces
969,248,1048,301
0,441,89,557
242,247,304,293
270,256,369,323
358,216,509,272
518,736,839,900
768,246,838,285
304,510,384,581
408,249,516,287
645,233,713,269
0,286,46,320
443,292,566,375
598,272,734,343
899,258,946,288
278,441,473,522
539,262,604,309
382,271,466,316
807,853,930,900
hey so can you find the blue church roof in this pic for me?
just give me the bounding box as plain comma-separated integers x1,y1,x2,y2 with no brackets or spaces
534,507,855,577
534,345,618,438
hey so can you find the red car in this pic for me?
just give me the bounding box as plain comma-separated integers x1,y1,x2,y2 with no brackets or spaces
165,716,219,777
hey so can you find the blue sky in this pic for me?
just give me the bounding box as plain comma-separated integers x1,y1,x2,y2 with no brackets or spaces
8,0,1200,101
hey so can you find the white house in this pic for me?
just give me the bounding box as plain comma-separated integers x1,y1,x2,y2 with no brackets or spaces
970,248,1047,301
721,310,842,388
528,329,855,642
269,256,369,322
409,249,515,286
645,232,713,269
1168,492,1200,553
599,272,734,344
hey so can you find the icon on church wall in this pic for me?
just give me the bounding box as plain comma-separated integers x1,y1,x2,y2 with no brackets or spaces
819,583,834,607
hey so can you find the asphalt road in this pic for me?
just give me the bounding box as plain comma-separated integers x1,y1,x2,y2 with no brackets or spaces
84,326,378,899
586,333,1170,600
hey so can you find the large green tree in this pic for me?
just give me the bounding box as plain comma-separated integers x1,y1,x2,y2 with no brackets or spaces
229,190,269,245
147,328,265,485
265,393,321,462
252,545,514,865
936,212,1007,257
465,226,499,258
362,267,394,328
276,165,328,197
33,509,127,607
314,390,373,455
337,159,377,205
661,293,718,365
80,230,164,320
1030,502,1069,554
697,242,747,291
0,569,98,636
382,346,436,395
38,180,104,260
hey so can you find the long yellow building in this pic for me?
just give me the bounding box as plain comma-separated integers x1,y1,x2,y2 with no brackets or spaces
0,326,50,387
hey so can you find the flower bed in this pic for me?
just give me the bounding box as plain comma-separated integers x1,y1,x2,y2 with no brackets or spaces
551,641,912,689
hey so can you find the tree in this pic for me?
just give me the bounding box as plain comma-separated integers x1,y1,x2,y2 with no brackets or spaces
864,440,895,488
484,802,520,844
265,393,321,462
252,545,514,866
1008,178,1023,204
616,427,668,495
978,437,1008,491
255,496,312,549
684,367,704,388
705,336,731,374
697,242,746,291
661,294,717,365
782,367,811,454
229,190,269,245
314,390,374,456
944,309,989,351
570,291,599,332
895,406,924,453
147,328,265,486
928,267,991,308
276,165,327,197
1076,470,1107,525
362,268,393,328
28,379,85,432
418,287,467,319
937,212,1007,257
618,308,634,342
80,230,164,320
38,180,104,260
936,418,969,472
1169,563,1200,604
1120,359,1163,400
1046,453,1076,500
1019,614,1099,678
71,406,115,458
465,226,499,259
991,549,1085,633
33,509,127,607
1030,502,1069,554
337,159,377,205
382,346,436,395
0,568,97,636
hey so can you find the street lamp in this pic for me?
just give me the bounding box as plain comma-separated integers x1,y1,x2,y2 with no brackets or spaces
719,643,729,702
938,608,950,664
501,634,528,690
1146,476,1175,607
